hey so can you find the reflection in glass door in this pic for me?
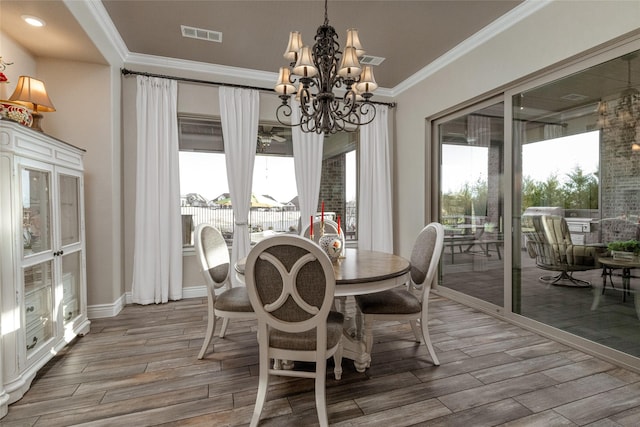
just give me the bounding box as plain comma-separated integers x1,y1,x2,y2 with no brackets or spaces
437,101,504,307
513,49,640,358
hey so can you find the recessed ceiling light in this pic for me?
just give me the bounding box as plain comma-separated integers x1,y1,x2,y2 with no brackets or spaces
22,15,45,27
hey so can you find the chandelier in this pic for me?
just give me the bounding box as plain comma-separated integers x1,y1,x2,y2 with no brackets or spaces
274,0,378,134
598,53,640,149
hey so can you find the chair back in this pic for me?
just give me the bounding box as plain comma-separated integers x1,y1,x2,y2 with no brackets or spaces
195,223,231,290
523,215,564,266
245,235,335,335
410,222,445,290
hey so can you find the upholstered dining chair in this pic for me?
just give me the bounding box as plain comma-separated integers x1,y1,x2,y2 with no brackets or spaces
244,234,343,427
194,223,254,359
301,219,348,312
355,222,445,366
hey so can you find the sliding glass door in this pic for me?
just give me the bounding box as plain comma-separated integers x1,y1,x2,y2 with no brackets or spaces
436,100,505,308
512,49,640,357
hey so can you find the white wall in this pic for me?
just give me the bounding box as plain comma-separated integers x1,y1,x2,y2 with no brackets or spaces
393,1,640,258
0,34,36,100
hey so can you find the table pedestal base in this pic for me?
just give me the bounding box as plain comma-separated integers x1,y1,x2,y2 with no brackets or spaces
341,332,370,373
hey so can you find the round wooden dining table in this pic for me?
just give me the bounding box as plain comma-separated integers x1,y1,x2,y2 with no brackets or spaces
236,247,411,372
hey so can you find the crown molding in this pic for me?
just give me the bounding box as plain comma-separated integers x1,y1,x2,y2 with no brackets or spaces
390,0,551,97
124,52,279,89
71,0,545,100
64,0,128,66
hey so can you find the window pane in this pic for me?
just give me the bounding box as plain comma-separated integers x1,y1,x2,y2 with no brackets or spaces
438,102,505,307
178,118,358,246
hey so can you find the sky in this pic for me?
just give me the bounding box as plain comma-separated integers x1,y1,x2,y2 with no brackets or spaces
441,131,600,193
180,151,357,204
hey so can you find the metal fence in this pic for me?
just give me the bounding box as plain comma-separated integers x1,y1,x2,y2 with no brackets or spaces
182,206,358,245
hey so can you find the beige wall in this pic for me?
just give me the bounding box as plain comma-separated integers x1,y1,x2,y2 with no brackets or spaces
1,31,121,311
393,1,640,259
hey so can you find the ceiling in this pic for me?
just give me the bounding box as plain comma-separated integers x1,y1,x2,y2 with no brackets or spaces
1,0,524,90
2,0,638,124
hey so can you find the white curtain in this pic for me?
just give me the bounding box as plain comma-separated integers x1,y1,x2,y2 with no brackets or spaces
544,124,564,140
219,87,259,276
291,99,324,234
467,114,490,146
358,105,393,253
132,76,182,304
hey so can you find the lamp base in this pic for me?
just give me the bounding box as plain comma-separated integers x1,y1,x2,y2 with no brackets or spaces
30,112,44,132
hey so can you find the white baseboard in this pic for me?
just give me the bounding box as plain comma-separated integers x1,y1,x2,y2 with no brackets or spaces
86,285,207,319
87,293,126,319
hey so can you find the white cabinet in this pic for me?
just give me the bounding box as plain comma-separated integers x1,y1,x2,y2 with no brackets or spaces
0,119,90,417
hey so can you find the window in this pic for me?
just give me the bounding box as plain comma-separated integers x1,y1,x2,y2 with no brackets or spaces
178,117,359,247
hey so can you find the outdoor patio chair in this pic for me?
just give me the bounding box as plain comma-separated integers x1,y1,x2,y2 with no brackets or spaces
523,214,604,287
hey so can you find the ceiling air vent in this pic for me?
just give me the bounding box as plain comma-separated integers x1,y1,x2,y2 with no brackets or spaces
359,55,385,66
561,93,588,101
181,25,222,43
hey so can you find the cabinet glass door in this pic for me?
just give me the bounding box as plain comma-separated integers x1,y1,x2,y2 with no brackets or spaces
59,174,80,246
61,251,81,323
23,261,54,354
22,168,52,256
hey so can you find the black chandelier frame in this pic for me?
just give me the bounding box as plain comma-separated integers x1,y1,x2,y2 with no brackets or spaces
276,2,376,134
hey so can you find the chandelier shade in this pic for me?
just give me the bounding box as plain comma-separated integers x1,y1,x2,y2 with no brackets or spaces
275,0,379,134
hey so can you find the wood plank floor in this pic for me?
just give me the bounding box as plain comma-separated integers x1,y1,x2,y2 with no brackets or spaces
4,295,640,426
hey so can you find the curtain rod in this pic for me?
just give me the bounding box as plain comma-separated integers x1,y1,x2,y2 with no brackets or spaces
121,68,397,108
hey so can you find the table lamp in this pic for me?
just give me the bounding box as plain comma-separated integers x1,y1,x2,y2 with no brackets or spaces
9,76,56,132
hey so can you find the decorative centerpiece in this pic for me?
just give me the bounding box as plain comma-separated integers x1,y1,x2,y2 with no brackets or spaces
0,101,33,126
0,57,32,126
319,233,343,262
607,239,640,261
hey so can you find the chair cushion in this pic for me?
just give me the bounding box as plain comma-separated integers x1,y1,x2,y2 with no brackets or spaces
355,287,421,315
215,286,254,312
269,311,344,351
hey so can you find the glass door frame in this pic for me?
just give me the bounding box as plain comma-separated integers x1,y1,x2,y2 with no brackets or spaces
429,95,509,315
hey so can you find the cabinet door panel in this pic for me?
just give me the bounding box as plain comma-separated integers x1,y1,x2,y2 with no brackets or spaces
61,251,81,323
23,261,53,354
21,167,52,256
59,174,80,246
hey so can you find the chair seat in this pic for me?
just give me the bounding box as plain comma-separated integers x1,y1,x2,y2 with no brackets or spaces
269,311,344,351
215,286,254,312
356,287,421,315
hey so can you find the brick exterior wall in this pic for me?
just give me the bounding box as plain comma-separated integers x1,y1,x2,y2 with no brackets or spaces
600,116,640,220
318,153,346,226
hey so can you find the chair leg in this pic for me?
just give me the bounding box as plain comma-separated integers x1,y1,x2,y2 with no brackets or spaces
421,305,440,366
198,290,217,359
219,317,230,338
315,358,329,427
409,319,421,342
251,348,270,427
